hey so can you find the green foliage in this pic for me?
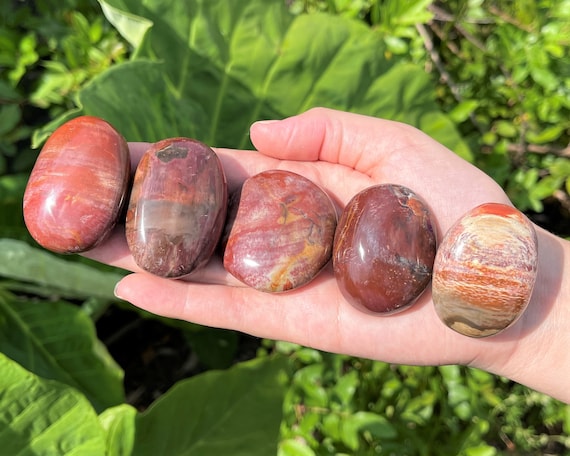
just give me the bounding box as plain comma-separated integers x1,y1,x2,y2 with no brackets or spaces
292,0,570,223
0,287,124,413
272,342,569,455
0,0,127,175
1,0,569,454
423,0,570,215
33,0,470,162
0,346,287,454
131,355,287,456
0,352,108,454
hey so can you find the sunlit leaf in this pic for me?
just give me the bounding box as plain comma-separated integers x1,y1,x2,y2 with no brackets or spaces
0,239,124,301
0,288,124,412
76,0,471,160
0,353,106,454
99,403,137,456
132,355,288,456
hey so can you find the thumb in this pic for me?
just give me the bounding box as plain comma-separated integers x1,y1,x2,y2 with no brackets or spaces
249,107,428,176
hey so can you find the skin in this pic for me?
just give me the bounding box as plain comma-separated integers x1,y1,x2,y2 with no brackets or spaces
83,107,570,404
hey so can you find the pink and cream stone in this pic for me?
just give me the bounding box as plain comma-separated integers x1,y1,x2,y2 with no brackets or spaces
223,170,337,292
432,203,538,338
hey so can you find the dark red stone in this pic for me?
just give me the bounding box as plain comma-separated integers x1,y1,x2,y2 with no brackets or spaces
23,115,130,254
223,170,337,292
126,138,227,278
333,184,436,314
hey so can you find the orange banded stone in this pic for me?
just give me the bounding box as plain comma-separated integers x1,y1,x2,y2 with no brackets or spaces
432,203,538,338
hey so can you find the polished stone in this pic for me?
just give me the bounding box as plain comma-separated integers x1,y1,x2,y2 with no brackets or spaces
223,170,337,292
126,138,227,278
333,184,436,314
432,203,538,338
23,115,130,254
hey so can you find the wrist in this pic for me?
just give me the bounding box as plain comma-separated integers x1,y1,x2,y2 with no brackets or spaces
474,226,570,403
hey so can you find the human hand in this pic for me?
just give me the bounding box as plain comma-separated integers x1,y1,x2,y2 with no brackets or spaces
83,108,570,403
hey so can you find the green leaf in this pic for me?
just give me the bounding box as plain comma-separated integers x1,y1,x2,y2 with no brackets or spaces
332,369,358,406
321,413,342,441
340,411,397,450
0,288,124,412
0,79,22,102
98,0,153,49
0,174,29,241
449,100,479,123
494,120,517,138
183,325,239,369
549,158,570,178
132,355,288,455
99,403,137,456
530,175,564,201
383,35,409,54
279,438,316,456
0,239,124,301
294,364,328,407
0,353,106,454
526,125,565,144
74,0,469,158
392,0,434,27
464,445,498,456
31,108,82,149
0,104,21,136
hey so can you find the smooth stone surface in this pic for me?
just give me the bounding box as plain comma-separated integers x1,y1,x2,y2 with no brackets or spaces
23,115,130,254
223,170,337,292
432,203,538,338
333,184,436,314
126,138,227,278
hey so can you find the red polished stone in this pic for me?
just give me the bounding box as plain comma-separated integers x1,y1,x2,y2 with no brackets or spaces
223,170,337,292
23,116,130,254
126,138,227,278
333,184,436,314
432,203,538,338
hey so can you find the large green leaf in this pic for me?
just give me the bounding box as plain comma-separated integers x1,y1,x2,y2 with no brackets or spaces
0,239,124,300
132,355,288,455
0,288,124,412
75,0,471,160
99,403,137,455
0,353,107,455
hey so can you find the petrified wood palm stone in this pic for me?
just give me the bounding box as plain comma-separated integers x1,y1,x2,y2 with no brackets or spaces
333,184,436,314
23,116,130,254
432,203,538,338
126,138,227,278
223,170,337,292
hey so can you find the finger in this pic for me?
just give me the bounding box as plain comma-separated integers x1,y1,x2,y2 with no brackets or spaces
250,108,510,231
83,225,243,286
249,107,441,178
127,142,151,173
114,271,486,366
128,142,282,193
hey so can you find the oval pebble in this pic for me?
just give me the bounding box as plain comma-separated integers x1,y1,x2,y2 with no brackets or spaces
126,138,227,278
333,184,436,314
23,116,130,254
432,203,538,338
223,170,337,292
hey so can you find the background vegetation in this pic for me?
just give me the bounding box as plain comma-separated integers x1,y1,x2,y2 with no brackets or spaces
1,0,569,454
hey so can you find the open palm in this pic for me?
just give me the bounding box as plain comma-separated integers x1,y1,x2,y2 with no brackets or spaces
84,108,555,387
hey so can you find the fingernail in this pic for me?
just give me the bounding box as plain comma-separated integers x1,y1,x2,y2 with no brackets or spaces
113,282,124,300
